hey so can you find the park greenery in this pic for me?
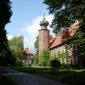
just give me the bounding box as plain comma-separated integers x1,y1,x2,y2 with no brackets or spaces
0,0,85,68
0,0,15,65
43,0,85,34
0,0,24,65
0,0,85,85
8,36,24,64
38,51,50,66
12,66,85,85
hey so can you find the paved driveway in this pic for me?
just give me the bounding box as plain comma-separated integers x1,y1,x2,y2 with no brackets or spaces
0,66,68,85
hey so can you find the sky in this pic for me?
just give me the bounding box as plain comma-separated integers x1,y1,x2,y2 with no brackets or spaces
6,0,54,53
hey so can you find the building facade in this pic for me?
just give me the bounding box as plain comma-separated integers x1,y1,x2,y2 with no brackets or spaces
23,48,33,65
38,17,80,66
49,23,80,65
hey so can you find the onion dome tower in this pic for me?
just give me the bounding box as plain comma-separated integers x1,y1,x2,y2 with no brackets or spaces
38,16,50,53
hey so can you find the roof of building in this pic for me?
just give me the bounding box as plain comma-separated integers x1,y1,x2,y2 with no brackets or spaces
40,17,49,26
23,48,33,55
50,23,81,49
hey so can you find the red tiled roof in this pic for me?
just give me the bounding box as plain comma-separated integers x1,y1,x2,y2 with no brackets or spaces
23,48,33,55
49,39,55,46
50,23,80,49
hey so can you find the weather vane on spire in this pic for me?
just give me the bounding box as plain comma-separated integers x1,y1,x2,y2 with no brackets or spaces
40,13,49,26
43,13,45,19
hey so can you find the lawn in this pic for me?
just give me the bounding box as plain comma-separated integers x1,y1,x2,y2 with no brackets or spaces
11,66,85,85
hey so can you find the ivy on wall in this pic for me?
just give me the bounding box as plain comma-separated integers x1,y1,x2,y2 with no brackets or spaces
38,45,69,66
51,45,69,64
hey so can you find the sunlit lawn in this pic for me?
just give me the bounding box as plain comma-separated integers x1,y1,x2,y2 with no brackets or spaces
11,65,85,85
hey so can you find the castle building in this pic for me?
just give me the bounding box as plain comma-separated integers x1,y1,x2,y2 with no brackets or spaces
38,17,81,66
49,23,81,65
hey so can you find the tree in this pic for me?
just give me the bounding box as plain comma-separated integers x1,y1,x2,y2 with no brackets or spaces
8,36,24,63
43,0,85,34
51,59,61,68
38,50,50,66
69,29,85,66
0,0,12,65
43,0,85,67
34,36,39,64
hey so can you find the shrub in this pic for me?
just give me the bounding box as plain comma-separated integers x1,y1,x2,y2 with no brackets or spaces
51,59,61,68
62,71,85,85
38,51,50,66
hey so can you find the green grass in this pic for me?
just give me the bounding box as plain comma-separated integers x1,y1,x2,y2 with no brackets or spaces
61,71,85,85
0,75,13,85
11,66,85,85
11,66,60,74
11,66,85,74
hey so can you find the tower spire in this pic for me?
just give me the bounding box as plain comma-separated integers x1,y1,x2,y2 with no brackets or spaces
38,14,50,65
43,13,45,19
40,14,49,27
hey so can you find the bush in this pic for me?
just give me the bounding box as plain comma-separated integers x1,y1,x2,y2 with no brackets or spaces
0,50,16,66
38,51,50,66
62,71,85,85
51,59,61,68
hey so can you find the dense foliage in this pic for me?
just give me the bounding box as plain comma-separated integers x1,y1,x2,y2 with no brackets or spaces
38,51,50,66
70,29,85,66
43,0,85,34
51,59,61,68
12,66,85,85
8,36,24,63
0,0,13,65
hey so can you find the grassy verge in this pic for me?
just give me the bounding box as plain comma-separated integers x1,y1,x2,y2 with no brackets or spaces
11,66,85,85
61,71,85,85
0,75,14,85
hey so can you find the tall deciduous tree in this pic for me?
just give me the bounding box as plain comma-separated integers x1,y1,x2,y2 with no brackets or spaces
0,0,12,65
8,36,24,62
43,0,85,34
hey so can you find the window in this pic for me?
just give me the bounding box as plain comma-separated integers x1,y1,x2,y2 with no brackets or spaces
64,48,66,53
64,58,66,64
60,58,62,64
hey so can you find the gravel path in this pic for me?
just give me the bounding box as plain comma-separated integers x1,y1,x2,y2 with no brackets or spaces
0,66,68,85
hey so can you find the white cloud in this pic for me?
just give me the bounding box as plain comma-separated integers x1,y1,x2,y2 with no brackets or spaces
21,15,54,53
7,35,13,40
7,34,21,40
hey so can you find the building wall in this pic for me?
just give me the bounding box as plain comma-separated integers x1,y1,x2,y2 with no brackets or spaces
39,29,49,52
50,45,67,64
50,43,79,65
71,43,79,65
38,29,50,65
